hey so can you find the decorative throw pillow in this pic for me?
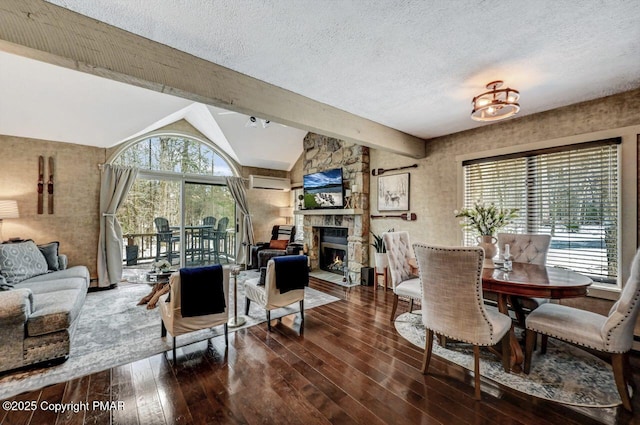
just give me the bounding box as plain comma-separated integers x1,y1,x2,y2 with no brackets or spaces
0,241,49,284
38,241,60,271
0,274,13,291
269,239,288,250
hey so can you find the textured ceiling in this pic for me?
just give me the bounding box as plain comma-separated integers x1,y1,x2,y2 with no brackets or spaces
3,1,640,170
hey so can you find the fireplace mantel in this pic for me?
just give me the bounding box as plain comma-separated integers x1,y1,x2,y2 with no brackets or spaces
294,209,363,216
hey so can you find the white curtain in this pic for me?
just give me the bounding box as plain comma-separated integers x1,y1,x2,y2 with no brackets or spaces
97,165,138,287
225,176,255,266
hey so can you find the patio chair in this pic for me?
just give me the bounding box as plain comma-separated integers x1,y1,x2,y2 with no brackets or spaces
154,217,180,264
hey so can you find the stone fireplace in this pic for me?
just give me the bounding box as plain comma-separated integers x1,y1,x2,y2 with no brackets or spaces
299,133,370,285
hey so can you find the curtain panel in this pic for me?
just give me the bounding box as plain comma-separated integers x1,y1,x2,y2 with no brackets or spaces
225,176,255,266
97,165,138,287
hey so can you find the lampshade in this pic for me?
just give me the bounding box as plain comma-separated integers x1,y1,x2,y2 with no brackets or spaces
0,200,19,219
471,80,520,122
279,207,294,218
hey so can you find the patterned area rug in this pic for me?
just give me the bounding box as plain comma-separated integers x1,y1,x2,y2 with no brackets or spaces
0,271,339,400
395,311,623,408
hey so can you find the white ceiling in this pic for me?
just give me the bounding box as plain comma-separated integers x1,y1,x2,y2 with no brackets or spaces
2,1,640,171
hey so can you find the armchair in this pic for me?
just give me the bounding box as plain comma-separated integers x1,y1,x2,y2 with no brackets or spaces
244,255,307,332
250,225,298,269
160,265,229,363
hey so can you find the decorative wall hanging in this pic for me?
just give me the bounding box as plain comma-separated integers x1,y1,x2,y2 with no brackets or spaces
371,163,417,176
377,173,410,211
37,155,44,214
48,156,54,214
371,212,417,221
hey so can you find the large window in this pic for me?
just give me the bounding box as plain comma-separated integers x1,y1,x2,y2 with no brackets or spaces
462,138,620,285
111,134,237,266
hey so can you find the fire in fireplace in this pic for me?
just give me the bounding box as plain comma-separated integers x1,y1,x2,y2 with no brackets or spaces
319,228,348,275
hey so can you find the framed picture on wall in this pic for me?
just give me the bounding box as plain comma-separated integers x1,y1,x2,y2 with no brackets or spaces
377,173,410,211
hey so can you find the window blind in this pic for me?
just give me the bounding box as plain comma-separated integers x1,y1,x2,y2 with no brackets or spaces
462,139,620,284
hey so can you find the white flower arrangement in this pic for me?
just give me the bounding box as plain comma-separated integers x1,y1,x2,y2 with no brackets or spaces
152,259,172,273
454,200,518,236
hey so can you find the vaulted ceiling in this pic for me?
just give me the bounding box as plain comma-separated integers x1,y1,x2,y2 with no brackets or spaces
1,1,639,170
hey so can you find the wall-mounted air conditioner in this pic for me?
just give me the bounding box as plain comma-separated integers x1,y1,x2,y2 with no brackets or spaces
249,175,291,191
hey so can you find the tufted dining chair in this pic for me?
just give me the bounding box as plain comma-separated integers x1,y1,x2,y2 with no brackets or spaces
382,231,422,322
497,233,551,266
413,244,511,400
524,248,640,412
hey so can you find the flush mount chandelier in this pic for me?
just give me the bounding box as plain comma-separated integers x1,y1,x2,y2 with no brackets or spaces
471,80,520,122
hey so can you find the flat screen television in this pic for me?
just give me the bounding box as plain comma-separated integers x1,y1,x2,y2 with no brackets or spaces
303,168,344,209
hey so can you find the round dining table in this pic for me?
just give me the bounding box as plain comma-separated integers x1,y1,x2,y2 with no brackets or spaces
482,262,592,372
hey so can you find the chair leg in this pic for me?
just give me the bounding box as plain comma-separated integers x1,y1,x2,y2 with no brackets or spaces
267,310,271,331
421,329,434,374
161,320,167,337
299,300,305,322
409,298,414,313
624,351,637,391
473,345,481,400
524,329,536,374
245,298,251,315
390,294,399,322
501,333,511,373
172,336,177,364
612,353,633,412
437,334,447,348
224,323,228,346
540,335,548,354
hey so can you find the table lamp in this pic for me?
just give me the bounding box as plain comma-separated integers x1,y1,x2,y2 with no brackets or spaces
0,200,19,242
279,207,294,224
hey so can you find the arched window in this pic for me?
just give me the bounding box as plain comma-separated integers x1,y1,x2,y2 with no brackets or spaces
112,134,236,177
111,133,238,268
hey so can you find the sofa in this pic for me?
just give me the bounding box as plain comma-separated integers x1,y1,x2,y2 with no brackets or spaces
0,241,89,373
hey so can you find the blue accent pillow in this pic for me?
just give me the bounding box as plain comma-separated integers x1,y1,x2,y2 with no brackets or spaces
38,241,60,271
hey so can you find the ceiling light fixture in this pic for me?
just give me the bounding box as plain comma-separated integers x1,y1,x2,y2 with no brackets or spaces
261,119,271,129
471,80,520,122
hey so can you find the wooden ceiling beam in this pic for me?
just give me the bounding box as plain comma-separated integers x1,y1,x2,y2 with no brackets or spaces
0,0,426,158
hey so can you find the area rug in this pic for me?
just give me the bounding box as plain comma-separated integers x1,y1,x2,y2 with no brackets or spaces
395,311,623,408
0,271,339,400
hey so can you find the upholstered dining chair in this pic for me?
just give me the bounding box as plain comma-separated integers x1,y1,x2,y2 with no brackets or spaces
160,265,229,363
382,231,421,322
244,255,307,332
496,233,552,349
413,244,511,400
524,249,640,412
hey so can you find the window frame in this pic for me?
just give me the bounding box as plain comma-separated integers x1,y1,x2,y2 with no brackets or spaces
455,125,639,299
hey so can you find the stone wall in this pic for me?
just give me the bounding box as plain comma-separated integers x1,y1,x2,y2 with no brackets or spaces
300,133,370,284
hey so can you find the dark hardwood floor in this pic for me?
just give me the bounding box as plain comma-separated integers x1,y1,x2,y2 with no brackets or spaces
1,278,638,425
